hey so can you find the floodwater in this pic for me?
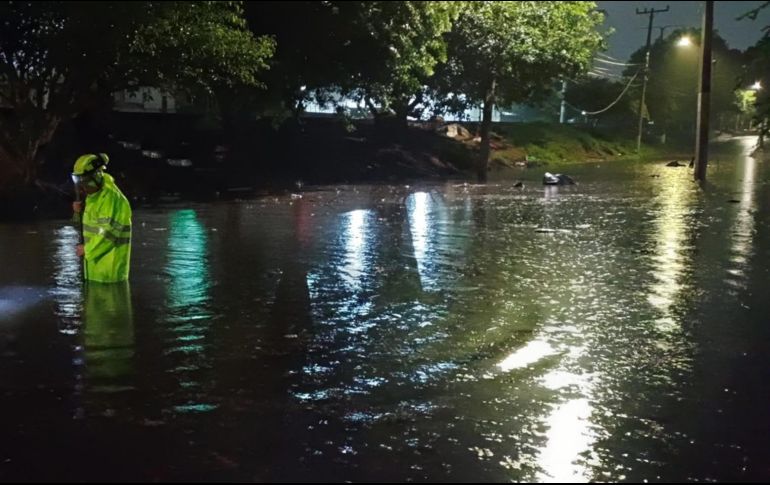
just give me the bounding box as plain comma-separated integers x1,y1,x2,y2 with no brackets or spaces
2,137,770,482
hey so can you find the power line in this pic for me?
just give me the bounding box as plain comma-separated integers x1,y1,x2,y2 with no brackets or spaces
588,72,626,80
588,67,628,78
596,53,639,64
596,52,621,60
594,57,641,67
566,70,641,116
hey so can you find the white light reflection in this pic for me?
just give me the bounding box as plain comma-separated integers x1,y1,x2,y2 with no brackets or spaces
0,286,48,323
535,362,595,483
729,137,758,279
407,192,438,291
51,225,83,333
497,339,556,372
496,341,597,482
535,397,594,483
495,335,597,482
50,224,86,419
410,192,430,262
647,168,693,332
341,209,371,289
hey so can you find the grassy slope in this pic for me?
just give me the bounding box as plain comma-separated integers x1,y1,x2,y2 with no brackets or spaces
473,122,687,166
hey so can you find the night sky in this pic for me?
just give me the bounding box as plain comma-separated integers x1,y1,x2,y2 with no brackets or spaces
598,1,770,62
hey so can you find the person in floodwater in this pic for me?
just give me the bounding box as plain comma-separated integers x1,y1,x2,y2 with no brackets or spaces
71,153,132,282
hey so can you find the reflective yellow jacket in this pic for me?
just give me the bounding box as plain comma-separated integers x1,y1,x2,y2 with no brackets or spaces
82,173,132,282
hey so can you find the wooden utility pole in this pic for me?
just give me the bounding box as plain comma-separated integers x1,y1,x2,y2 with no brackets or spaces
694,0,714,182
636,5,670,154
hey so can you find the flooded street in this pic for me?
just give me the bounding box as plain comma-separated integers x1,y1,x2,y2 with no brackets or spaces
2,137,770,482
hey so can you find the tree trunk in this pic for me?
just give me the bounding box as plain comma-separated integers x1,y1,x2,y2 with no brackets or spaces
291,97,305,122
476,78,496,182
365,98,380,120
391,95,424,130
392,104,410,131
0,113,61,190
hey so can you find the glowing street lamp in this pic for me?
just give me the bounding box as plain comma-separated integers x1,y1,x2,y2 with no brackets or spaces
751,81,762,91
677,36,692,47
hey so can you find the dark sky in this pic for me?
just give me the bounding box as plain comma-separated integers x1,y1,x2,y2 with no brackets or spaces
598,1,770,62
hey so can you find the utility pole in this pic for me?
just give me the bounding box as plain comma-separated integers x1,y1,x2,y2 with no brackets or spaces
636,5,670,154
694,0,714,182
559,80,567,124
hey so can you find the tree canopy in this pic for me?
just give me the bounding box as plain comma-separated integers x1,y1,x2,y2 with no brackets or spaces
436,1,606,180
0,1,274,186
245,1,460,122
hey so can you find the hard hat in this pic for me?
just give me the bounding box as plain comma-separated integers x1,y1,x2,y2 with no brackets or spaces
72,153,109,187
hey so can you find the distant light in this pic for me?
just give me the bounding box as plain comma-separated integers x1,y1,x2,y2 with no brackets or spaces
752,81,762,91
677,36,692,47
299,85,307,92
581,111,587,115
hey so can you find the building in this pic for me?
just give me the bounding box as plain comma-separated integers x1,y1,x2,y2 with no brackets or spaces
113,87,178,113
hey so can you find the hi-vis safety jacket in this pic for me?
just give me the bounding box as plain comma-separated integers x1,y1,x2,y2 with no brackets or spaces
82,173,132,282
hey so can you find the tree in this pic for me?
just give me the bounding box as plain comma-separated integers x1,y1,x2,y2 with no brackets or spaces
242,1,459,127
436,2,605,181
743,39,770,147
734,88,757,131
0,1,275,190
737,2,770,148
243,1,341,121
333,1,460,125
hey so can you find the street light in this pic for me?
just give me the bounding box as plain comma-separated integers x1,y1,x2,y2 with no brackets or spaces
751,81,762,91
677,36,693,47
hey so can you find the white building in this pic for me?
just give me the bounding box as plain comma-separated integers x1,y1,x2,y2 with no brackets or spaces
113,87,177,113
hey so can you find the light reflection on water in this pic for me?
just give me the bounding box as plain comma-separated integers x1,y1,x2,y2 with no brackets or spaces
728,137,758,284
647,170,692,315
497,339,556,372
1,139,769,481
162,209,216,414
51,225,82,333
341,209,371,289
